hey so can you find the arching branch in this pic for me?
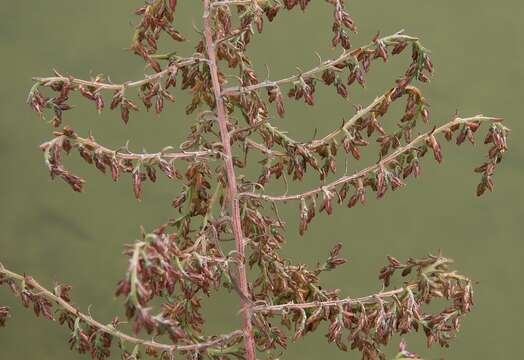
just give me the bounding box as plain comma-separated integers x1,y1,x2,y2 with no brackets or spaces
39,127,216,195
221,31,419,96
41,130,216,164
33,56,205,92
241,115,505,202
0,265,243,355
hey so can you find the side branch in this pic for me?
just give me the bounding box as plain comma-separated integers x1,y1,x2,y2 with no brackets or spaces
221,31,418,96
249,253,475,352
33,56,205,92
0,265,242,354
256,89,389,153
40,127,215,196
311,93,388,147
241,115,503,201
252,285,418,313
42,130,216,163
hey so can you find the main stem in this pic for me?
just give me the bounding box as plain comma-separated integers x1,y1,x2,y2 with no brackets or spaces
202,2,257,359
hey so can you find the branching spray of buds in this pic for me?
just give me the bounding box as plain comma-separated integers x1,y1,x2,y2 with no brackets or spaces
3,1,510,360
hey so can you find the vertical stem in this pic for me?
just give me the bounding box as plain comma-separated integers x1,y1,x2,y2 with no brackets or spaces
202,1,257,359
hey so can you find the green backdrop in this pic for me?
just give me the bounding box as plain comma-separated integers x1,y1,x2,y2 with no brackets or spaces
0,1,522,359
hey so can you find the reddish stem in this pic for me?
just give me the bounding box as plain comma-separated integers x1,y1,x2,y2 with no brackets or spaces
202,2,257,359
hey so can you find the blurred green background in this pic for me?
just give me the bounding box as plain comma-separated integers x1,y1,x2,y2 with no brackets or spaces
0,1,522,359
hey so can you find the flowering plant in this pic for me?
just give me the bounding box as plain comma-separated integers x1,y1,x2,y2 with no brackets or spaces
1,1,509,359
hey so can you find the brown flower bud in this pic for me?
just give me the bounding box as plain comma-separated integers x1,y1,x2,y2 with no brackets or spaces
111,159,120,181
133,167,142,201
426,135,442,163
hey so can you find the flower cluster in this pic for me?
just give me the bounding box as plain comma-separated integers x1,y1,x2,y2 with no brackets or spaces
285,115,506,234
114,224,237,340
249,253,474,358
39,126,215,198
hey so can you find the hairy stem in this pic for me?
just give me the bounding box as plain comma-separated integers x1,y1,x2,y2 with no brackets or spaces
202,1,257,359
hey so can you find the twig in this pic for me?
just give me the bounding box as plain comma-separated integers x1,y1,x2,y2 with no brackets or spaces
0,265,242,353
33,56,205,92
221,32,418,96
241,115,501,201
252,285,417,313
43,134,216,163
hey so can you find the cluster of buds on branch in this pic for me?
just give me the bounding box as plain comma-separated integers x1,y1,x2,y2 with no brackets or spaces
39,126,213,198
249,253,474,355
3,1,510,360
